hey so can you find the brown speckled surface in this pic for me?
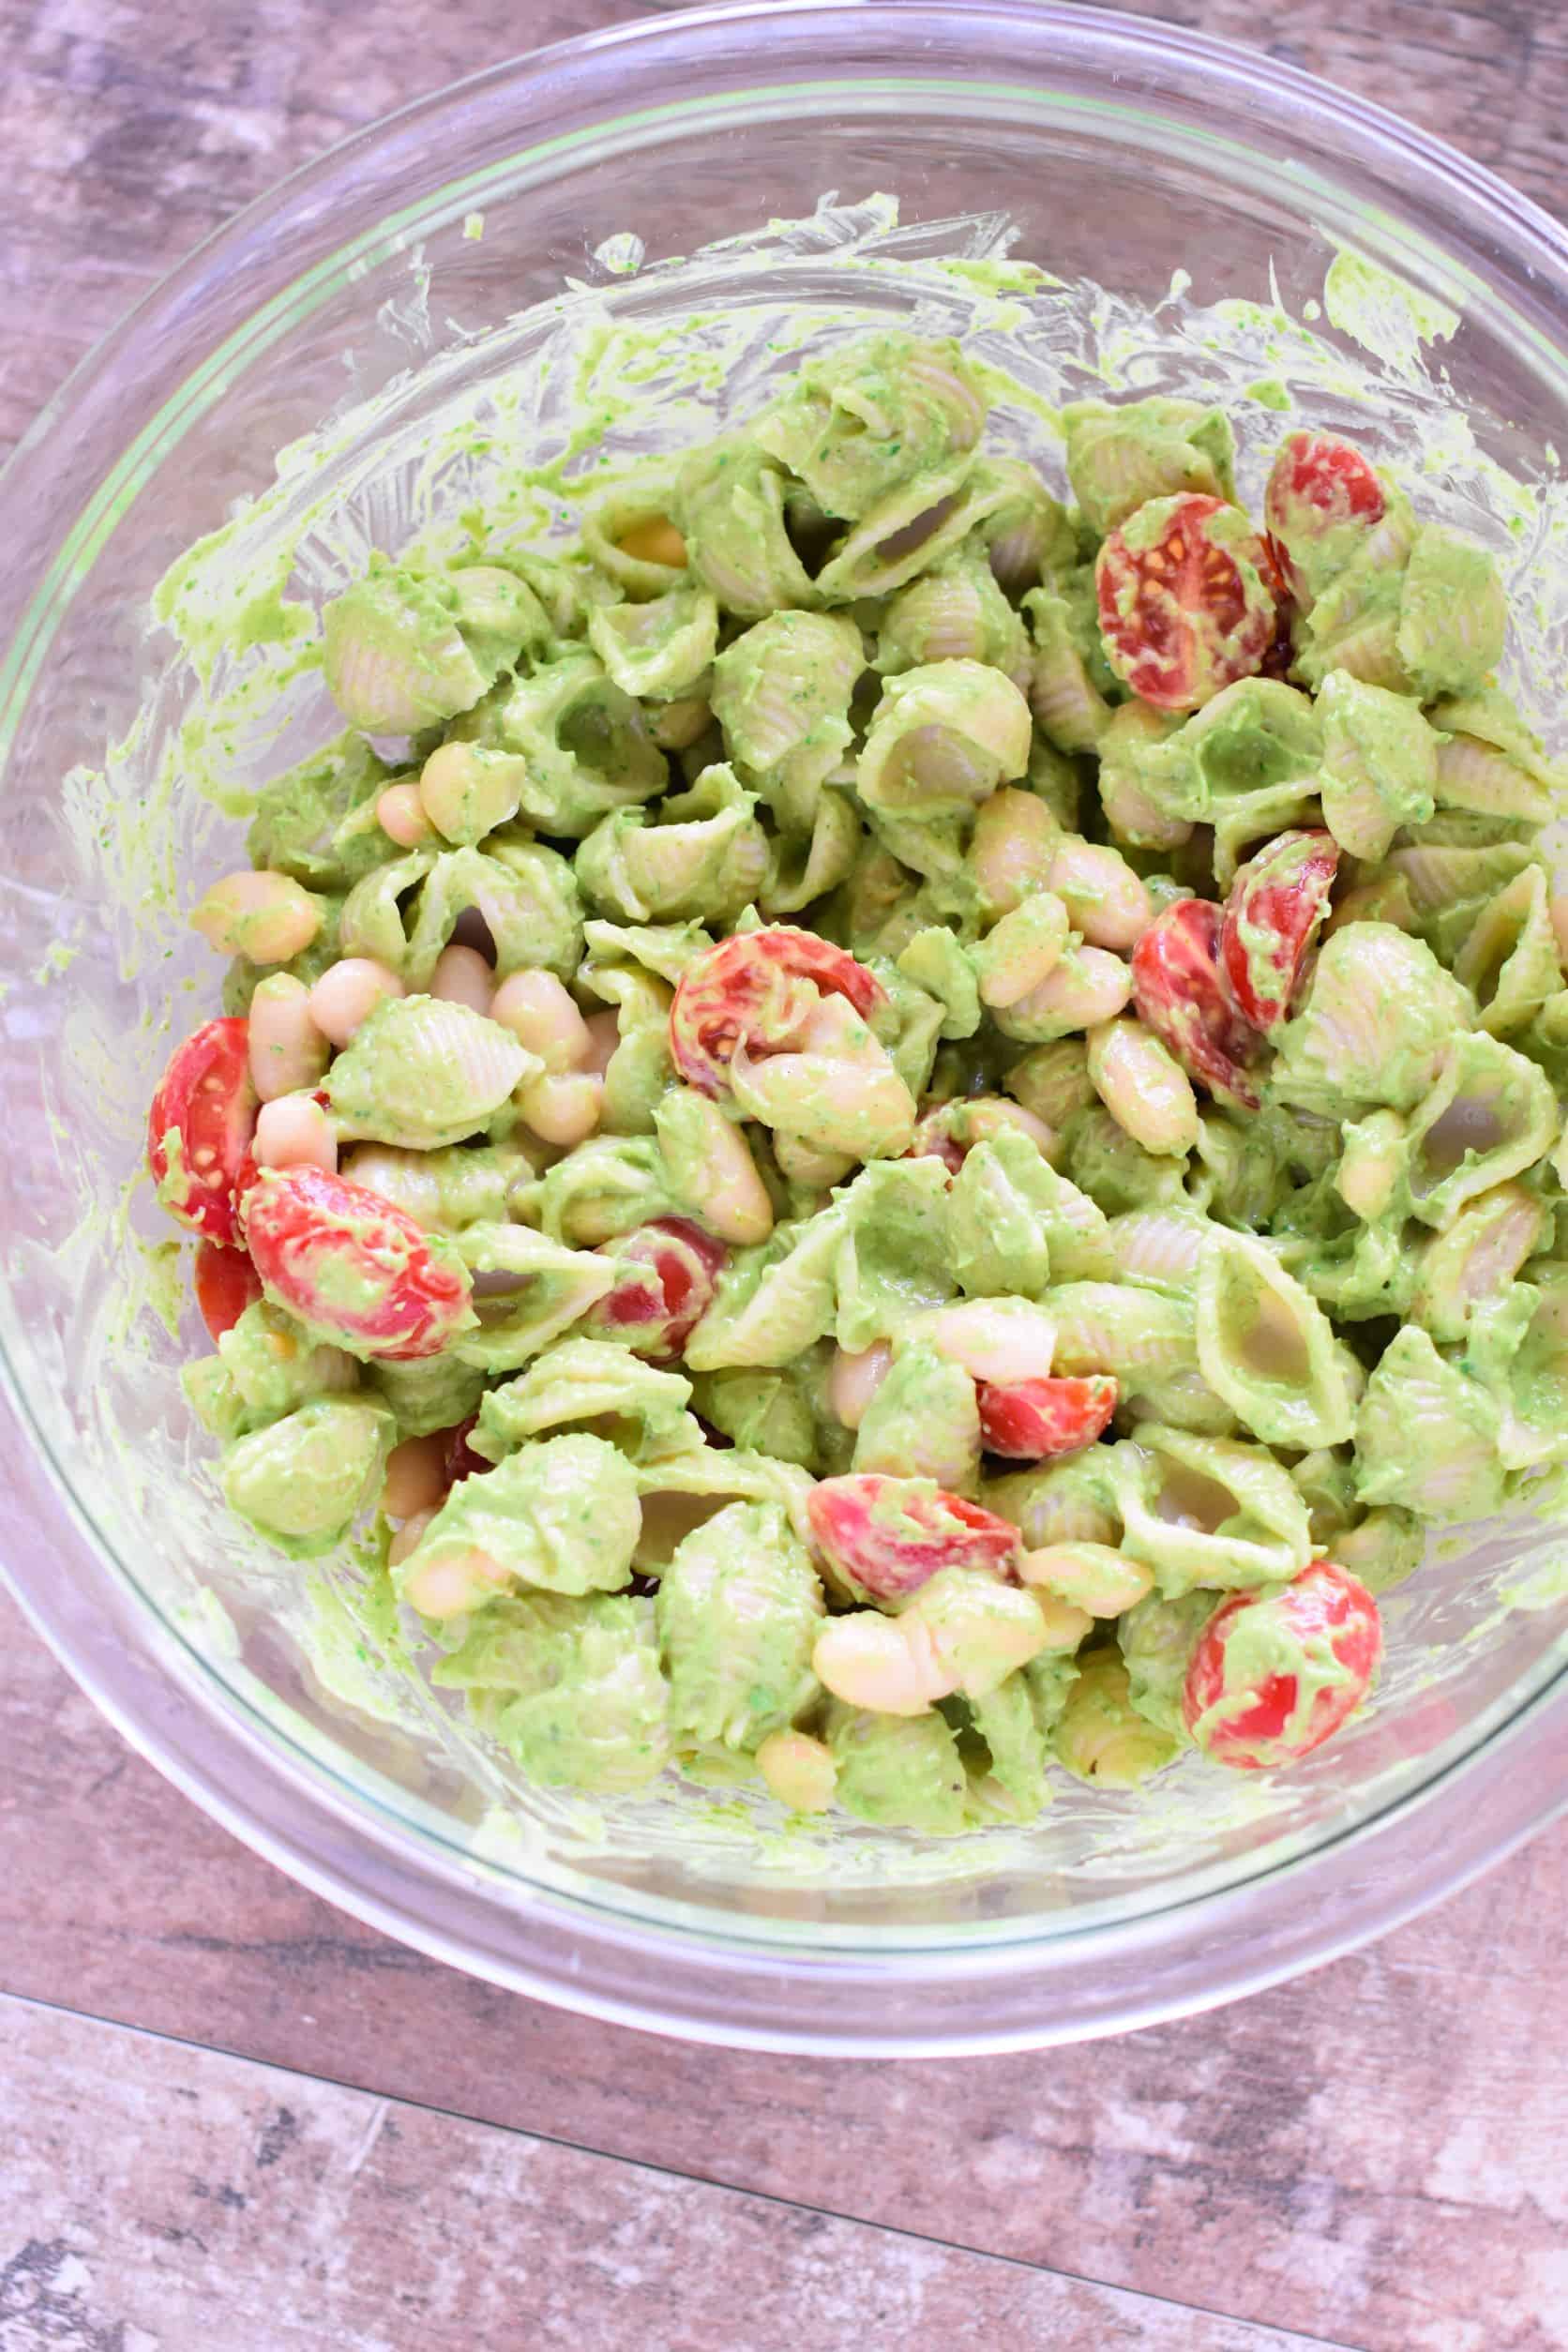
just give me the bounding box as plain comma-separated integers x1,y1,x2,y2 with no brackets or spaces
2,4,1567,2347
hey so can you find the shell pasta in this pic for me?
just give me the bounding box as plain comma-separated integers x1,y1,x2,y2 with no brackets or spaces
148,332,1567,1830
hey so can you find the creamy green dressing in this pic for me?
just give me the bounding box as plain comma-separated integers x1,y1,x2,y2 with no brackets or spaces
52,192,1568,1872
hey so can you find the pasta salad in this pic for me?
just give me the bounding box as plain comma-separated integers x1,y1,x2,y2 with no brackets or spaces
147,333,1568,1833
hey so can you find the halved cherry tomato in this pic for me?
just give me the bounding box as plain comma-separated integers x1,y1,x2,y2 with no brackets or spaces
589,1216,730,1359
441,1415,489,1487
977,1374,1119,1461
670,927,885,1098
192,1241,264,1342
1094,492,1277,714
807,1472,1021,1601
1131,897,1267,1109
241,1164,474,1361
1264,430,1386,601
146,1017,258,1246
1182,1560,1382,1770
1220,828,1340,1033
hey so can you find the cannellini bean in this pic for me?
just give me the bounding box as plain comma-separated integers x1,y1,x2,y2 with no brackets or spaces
520,1070,605,1148
665,1094,776,1245
1099,762,1193,853
955,1099,1058,1159
1033,1594,1096,1651
191,869,322,964
919,1575,1050,1697
756,1729,837,1813
248,972,330,1103
381,1434,450,1520
922,1298,1056,1385
773,1130,856,1188
1005,945,1133,1034
400,1539,512,1619
387,1507,437,1568
254,1092,338,1174
651,696,713,750
1019,1541,1153,1617
417,740,523,844
490,969,594,1073
1336,1109,1407,1221
812,1612,948,1716
430,942,496,1014
376,782,437,848
976,892,1071,1008
616,516,686,569
1087,1018,1199,1157
972,787,1061,918
1048,839,1153,950
580,1008,622,1078
309,957,405,1047
827,1339,894,1432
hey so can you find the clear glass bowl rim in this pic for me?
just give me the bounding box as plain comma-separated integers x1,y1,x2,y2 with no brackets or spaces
2,0,1567,2054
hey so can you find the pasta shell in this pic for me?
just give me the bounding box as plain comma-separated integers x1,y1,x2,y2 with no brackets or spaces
1196,1229,1358,1449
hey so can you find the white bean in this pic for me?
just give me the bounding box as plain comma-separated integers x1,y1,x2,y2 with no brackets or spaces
376,782,437,848
417,740,522,844
1048,839,1154,950
309,957,404,1047
667,1095,776,1245
651,696,713,751
430,942,496,1014
951,1099,1059,1160
922,1298,1056,1385
773,1130,856,1188
977,892,1071,1008
1087,1018,1199,1157
520,1070,604,1148
490,969,594,1073
971,787,1060,918
381,1434,450,1520
386,1507,437,1568
247,972,329,1103
1007,945,1133,1035
580,1009,622,1078
1033,1594,1095,1651
1018,1542,1153,1616
400,1539,512,1619
827,1339,893,1432
1336,1110,1407,1221
756,1729,837,1813
812,1613,948,1716
254,1093,338,1175
191,869,321,964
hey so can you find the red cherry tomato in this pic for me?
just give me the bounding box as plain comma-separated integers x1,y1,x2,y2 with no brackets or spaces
670,926,885,1098
1264,430,1386,601
1220,828,1340,1034
807,1472,1021,1602
441,1415,489,1487
1094,492,1277,714
977,1374,1119,1461
1183,1560,1382,1770
241,1164,474,1361
1131,897,1267,1111
146,1018,259,1246
589,1216,730,1359
192,1241,264,1342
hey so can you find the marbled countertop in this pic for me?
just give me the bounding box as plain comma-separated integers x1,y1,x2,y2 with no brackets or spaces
3,4,1566,2346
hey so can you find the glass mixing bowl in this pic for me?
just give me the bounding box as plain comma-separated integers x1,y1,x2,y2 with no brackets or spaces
3,1,1568,2055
